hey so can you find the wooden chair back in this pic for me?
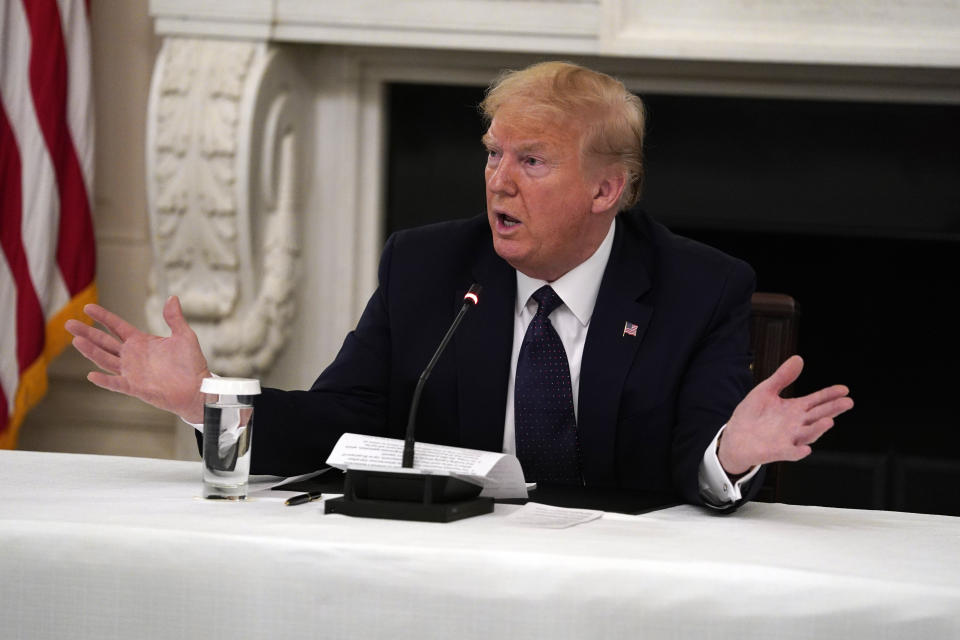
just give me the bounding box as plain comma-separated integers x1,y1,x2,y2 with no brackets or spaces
749,292,799,502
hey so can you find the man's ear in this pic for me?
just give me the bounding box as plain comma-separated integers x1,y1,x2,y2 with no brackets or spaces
591,168,627,214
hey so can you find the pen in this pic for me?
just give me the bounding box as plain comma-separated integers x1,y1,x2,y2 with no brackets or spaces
284,492,324,506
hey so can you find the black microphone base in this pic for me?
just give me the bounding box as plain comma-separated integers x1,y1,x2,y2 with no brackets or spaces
323,468,494,523
324,495,494,522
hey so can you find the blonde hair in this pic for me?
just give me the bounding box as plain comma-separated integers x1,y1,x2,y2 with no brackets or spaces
480,61,646,210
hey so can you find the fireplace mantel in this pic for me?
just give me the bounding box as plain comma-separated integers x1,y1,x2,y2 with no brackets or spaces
145,0,960,392
152,0,960,69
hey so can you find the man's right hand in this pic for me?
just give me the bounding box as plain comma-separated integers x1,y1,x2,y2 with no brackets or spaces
66,296,211,424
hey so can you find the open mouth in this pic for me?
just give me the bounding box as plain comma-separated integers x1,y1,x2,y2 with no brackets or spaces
498,213,521,228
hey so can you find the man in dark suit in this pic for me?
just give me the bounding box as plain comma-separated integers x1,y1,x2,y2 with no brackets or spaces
67,62,852,509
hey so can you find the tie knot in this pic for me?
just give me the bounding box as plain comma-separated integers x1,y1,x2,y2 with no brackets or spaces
531,285,563,317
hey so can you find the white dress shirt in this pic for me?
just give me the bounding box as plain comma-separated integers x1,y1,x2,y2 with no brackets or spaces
501,220,758,506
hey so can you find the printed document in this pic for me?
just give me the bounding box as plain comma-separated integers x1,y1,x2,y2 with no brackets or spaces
326,433,528,499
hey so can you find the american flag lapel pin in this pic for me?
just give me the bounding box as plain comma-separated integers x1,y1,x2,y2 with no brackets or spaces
623,321,638,337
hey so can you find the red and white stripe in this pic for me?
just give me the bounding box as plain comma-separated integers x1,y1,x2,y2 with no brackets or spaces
0,0,95,448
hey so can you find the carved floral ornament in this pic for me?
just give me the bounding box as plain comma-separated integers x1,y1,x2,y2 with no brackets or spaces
146,38,301,376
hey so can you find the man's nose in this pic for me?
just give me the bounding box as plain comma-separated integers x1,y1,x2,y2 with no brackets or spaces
486,157,517,196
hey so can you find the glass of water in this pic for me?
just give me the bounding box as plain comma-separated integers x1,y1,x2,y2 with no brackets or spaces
201,377,261,500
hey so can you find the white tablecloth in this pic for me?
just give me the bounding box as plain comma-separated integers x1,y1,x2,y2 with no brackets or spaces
1,450,958,639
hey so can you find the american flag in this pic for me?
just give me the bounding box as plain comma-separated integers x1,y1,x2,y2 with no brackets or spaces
623,321,638,337
0,0,96,448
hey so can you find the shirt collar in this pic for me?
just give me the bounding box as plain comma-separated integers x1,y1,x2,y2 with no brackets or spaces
514,220,616,326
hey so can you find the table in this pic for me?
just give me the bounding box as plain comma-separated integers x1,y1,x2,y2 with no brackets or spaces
2,450,959,639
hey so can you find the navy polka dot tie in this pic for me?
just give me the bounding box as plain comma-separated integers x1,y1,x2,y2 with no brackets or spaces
514,285,581,484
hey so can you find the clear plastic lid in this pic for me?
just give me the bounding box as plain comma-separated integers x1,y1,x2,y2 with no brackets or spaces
200,377,261,396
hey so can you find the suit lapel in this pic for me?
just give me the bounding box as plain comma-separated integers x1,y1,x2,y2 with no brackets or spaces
578,219,653,486
455,243,516,452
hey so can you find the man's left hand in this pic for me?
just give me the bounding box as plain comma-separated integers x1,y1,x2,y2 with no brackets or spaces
718,355,854,476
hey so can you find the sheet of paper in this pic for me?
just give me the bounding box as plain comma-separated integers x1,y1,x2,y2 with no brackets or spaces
326,433,528,499
271,467,333,489
506,502,603,528
247,466,332,496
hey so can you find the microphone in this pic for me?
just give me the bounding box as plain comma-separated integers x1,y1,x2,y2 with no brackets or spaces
402,283,481,468
324,283,492,522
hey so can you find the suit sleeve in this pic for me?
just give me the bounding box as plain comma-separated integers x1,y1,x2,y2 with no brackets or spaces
247,234,400,476
670,258,762,510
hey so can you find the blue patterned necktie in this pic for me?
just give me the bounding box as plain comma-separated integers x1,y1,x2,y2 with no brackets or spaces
514,285,581,484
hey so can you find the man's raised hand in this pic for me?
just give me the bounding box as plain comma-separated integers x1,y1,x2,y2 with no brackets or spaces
718,355,854,476
66,296,210,423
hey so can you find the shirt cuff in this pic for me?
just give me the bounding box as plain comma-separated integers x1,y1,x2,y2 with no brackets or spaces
182,373,217,432
182,415,203,433
698,424,761,508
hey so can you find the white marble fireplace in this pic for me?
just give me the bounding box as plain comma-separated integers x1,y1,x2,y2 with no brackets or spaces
145,0,960,394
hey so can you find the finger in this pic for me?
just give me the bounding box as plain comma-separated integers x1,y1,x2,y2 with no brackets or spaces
88,371,132,396
162,296,192,337
83,303,140,342
65,318,87,337
795,416,836,446
72,336,122,374
759,354,804,395
788,443,813,462
66,318,100,341
800,384,851,411
803,396,854,425
67,320,123,356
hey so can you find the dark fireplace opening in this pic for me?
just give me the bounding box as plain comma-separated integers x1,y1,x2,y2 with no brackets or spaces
386,82,960,515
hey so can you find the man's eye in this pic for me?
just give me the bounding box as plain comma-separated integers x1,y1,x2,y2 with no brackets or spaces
524,157,543,167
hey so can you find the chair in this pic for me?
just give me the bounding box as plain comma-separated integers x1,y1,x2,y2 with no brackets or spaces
749,292,799,502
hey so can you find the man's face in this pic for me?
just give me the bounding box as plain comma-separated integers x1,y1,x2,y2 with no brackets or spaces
483,103,611,282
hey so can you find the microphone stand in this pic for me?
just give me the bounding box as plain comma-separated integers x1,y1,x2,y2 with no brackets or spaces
324,284,494,522
402,285,479,468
